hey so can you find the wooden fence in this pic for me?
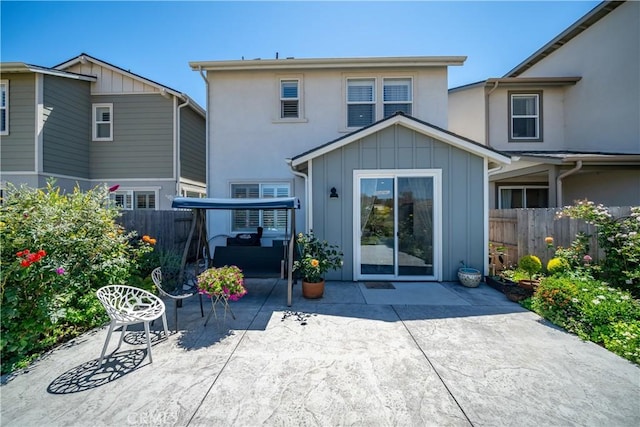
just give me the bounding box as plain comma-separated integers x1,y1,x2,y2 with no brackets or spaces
117,210,198,258
489,206,633,271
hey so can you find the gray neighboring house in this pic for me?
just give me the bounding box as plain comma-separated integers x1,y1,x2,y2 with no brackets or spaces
0,53,206,209
449,0,640,209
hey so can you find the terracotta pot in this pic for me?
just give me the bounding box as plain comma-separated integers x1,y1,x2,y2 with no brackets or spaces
302,279,325,299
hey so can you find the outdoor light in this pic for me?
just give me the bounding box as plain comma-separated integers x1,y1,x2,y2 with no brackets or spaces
329,187,339,198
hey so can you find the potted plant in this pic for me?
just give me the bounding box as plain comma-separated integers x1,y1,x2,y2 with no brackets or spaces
293,232,343,299
517,254,542,290
196,265,247,301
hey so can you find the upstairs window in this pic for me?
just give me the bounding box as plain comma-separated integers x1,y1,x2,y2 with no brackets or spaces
509,92,542,141
383,78,412,117
231,183,291,232
347,78,375,127
93,103,113,141
280,80,299,119
0,80,8,135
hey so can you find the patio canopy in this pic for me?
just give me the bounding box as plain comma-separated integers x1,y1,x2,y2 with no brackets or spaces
171,196,300,306
171,196,298,210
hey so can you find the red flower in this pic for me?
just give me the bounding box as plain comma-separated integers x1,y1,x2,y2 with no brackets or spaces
20,260,31,268
37,249,46,257
16,251,24,257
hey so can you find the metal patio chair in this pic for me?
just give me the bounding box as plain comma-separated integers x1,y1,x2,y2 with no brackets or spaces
151,267,204,332
96,285,169,365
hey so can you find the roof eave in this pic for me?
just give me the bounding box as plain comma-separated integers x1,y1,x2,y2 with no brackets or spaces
485,77,582,87
504,1,624,77
190,56,467,72
0,62,97,81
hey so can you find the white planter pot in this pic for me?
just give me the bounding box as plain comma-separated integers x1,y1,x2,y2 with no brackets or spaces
458,267,482,288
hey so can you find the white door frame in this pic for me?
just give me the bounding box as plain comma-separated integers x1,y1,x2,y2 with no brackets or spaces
353,169,442,281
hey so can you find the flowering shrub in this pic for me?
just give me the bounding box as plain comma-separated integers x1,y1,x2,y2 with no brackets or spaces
197,265,247,301
293,232,343,283
557,201,640,294
532,276,640,364
0,181,153,374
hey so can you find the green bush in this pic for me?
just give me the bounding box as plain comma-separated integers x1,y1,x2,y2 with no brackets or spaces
0,181,152,374
518,255,542,281
532,276,580,327
547,257,570,275
532,276,640,364
603,320,640,364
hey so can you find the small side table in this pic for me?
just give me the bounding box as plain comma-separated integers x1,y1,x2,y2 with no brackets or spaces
204,294,236,326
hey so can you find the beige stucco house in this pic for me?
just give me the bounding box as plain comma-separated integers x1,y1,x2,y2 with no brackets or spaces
449,0,640,209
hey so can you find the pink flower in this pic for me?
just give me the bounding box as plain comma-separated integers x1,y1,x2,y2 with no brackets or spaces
583,255,593,263
56,267,66,275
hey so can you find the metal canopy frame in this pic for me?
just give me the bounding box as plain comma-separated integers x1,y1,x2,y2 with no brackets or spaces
171,197,299,306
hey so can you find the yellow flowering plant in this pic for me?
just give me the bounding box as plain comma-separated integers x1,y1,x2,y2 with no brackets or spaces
293,232,343,283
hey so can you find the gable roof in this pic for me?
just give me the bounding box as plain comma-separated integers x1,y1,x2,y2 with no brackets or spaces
0,62,96,82
290,112,511,167
54,53,205,117
504,1,624,77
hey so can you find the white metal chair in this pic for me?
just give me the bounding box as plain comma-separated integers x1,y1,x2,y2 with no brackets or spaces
96,285,169,365
151,267,204,332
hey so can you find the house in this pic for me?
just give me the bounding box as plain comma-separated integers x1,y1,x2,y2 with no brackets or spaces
449,0,640,209
0,53,206,209
189,56,510,281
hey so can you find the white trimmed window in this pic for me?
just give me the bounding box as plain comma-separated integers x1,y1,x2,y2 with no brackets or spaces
383,78,412,117
110,190,156,210
93,103,113,141
231,183,291,232
499,186,548,209
0,80,8,135
347,78,375,127
280,79,299,119
509,92,542,141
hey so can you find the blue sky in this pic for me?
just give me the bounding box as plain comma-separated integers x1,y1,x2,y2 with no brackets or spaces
2,1,601,108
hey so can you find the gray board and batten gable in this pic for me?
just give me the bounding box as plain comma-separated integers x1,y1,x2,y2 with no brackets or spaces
292,112,510,282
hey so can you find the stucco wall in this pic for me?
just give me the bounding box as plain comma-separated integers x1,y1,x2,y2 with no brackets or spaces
488,86,567,151
448,85,486,144
518,1,639,153
206,66,451,238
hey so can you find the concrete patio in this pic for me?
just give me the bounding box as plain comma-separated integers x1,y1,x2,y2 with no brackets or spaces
1,279,638,426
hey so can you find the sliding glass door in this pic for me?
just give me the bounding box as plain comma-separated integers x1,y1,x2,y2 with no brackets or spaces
355,170,440,281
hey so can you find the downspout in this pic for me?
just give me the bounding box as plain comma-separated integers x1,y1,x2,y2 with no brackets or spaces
556,160,582,207
198,66,210,197
176,95,191,196
485,80,500,148
287,159,310,233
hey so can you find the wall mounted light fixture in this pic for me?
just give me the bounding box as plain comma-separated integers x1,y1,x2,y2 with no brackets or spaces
329,187,339,198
